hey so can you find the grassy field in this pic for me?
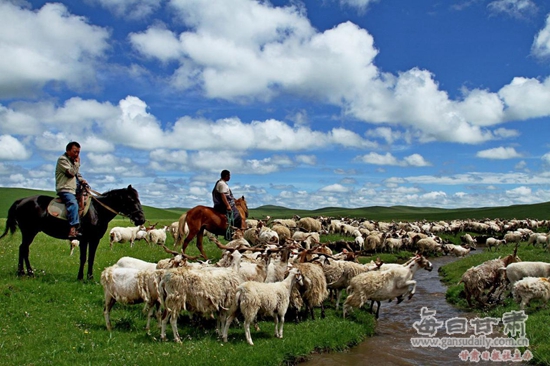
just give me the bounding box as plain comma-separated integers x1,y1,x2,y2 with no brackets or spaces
440,244,550,365
0,220,383,366
1,187,550,365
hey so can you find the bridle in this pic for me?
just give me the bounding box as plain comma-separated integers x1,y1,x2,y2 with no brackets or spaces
88,187,141,220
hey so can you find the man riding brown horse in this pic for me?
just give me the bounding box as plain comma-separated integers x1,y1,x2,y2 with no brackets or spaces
212,170,242,233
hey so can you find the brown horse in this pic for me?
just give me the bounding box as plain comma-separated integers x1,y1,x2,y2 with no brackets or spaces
179,196,248,259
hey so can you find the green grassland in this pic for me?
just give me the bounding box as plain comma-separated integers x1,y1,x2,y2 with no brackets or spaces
1,187,550,365
0,218,379,366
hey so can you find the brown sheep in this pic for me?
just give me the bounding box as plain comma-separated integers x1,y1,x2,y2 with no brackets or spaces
460,252,520,307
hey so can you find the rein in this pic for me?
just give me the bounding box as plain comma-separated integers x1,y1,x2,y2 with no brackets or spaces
88,187,132,219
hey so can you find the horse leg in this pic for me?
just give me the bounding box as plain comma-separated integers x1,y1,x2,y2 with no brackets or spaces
181,226,197,254
77,241,88,280
196,228,208,259
86,240,99,280
18,244,31,277
19,232,38,277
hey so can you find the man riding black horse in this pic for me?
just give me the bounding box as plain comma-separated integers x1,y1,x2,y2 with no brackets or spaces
56,141,87,239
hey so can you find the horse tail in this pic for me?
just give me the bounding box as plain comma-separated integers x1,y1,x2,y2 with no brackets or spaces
0,199,21,239
175,213,188,247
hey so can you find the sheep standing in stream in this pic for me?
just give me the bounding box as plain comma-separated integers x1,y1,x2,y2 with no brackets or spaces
460,252,520,307
343,254,433,319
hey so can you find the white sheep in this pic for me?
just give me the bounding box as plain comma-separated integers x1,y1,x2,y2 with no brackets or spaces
513,277,550,310
328,219,342,234
109,225,144,249
223,267,303,345
413,237,443,255
147,226,168,246
460,233,477,248
383,233,409,253
527,233,549,248
354,234,365,251
296,217,322,233
290,261,329,320
258,227,279,245
135,228,148,243
364,232,383,253
504,262,550,287
272,218,297,229
503,231,524,246
442,244,472,257
167,221,180,244
115,256,157,271
322,258,382,309
100,265,163,332
271,224,292,244
343,255,433,319
292,231,320,250
486,237,506,251
159,251,244,342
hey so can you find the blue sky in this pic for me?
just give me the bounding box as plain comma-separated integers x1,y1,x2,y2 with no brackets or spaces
1,0,550,210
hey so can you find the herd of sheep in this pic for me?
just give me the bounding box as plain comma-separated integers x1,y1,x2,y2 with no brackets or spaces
100,215,550,344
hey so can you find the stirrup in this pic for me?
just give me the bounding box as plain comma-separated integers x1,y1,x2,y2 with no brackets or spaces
225,210,234,240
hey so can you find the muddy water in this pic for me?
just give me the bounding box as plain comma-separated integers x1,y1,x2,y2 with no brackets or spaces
302,255,529,366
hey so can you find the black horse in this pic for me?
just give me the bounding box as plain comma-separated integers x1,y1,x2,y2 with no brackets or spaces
0,185,146,280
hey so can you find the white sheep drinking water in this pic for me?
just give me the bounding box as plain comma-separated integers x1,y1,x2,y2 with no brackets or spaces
513,277,550,310
460,233,477,248
442,244,472,257
223,267,303,345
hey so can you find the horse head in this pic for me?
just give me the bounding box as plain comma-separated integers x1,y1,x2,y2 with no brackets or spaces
235,195,248,219
101,185,146,226
123,185,146,225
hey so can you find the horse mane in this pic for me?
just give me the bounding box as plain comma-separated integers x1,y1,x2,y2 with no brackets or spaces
100,185,137,198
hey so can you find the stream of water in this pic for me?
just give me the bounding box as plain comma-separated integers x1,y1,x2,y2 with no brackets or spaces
301,255,530,366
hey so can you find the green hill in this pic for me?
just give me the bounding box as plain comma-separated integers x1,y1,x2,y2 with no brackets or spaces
2,187,550,221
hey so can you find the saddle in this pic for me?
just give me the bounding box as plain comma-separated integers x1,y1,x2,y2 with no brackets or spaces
47,190,92,220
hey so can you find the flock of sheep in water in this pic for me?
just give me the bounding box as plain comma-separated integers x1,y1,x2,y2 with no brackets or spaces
102,216,550,344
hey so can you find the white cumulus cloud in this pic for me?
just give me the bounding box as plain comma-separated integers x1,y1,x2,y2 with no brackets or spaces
476,147,522,159
0,2,110,98
0,135,31,160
